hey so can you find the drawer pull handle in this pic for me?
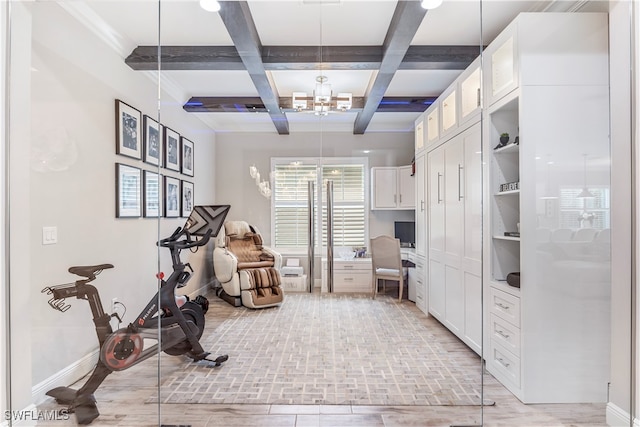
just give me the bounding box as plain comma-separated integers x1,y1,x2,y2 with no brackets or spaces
344,278,354,281
497,357,511,368
496,329,510,339
343,266,353,269
496,302,510,310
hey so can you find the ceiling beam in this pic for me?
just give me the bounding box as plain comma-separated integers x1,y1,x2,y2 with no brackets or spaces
183,96,437,114
217,1,289,135
353,1,428,134
125,45,479,71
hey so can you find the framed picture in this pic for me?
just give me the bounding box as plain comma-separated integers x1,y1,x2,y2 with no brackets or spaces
116,163,141,218
115,100,142,159
143,170,161,218
164,127,180,171
181,180,194,218
143,115,163,166
181,137,194,177
164,176,180,218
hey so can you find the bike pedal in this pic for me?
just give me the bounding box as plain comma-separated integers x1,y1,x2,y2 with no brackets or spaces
205,354,228,367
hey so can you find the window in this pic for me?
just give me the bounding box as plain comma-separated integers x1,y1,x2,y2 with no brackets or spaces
272,158,368,251
558,186,610,230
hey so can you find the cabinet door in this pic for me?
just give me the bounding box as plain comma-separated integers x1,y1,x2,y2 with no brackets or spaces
371,167,397,209
444,136,464,264
440,88,458,138
460,61,482,125
464,270,482,354
415,154,426,256
426,105,440,148
428,147,446,321
463,123,483,273
428,148,445,256
415,119,424,153
485,27,518,107
428,258,445,320
398,166,415,209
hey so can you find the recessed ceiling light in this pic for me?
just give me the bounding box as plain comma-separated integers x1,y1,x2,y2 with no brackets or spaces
200,0,221,12
421,0,443,10
363,150,370,154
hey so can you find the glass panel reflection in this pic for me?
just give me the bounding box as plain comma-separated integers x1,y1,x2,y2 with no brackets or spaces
4,0,634,426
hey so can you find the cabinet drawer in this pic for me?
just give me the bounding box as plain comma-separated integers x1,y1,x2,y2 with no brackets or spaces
489,286,521,327
489,313,521,356
334,271,372,293
489,340,521,389
335,261,371,271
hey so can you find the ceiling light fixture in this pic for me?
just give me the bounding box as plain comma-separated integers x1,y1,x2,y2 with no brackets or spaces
420,0,443,10
576,154,595,199
199,0,221,12
291,75,352,115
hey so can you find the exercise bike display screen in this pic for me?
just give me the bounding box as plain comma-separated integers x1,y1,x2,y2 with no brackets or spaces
184,205,230,236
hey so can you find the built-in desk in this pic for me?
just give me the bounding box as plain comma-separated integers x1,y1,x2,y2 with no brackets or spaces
321,258,372,293
321,248,416,295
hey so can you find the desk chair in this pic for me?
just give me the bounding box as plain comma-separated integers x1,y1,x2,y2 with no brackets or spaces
370,235,404,301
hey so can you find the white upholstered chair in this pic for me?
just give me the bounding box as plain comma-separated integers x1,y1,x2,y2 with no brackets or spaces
370,235,404,301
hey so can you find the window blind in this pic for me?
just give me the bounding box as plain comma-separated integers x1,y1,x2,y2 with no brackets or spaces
272,160,366,250
273,164,317,247
321,164,365,247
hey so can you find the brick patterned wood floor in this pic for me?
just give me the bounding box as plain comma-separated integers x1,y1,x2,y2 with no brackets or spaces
36,289,607,426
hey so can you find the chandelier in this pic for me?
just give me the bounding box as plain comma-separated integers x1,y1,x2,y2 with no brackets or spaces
292,76,352,116
249,164,271,199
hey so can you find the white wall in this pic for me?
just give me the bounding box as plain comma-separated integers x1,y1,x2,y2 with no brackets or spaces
7,2,216,407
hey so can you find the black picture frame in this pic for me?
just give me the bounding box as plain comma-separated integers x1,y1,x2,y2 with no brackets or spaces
143,170,161,218
181,180,194,218
181,137,194,177
116,163,142,218
164,127,180,171
115,100,142,159
143,115,163,166
164,176,180,218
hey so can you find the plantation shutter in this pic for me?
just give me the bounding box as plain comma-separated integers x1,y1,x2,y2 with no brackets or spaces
321,164,365,247
273,163,317,247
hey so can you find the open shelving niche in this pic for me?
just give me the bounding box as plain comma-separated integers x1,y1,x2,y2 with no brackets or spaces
488,91,520,290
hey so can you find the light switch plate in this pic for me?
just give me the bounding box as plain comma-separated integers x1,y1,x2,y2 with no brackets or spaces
42,226,58,245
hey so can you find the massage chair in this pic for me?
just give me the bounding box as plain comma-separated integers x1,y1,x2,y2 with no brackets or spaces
213,220,284,308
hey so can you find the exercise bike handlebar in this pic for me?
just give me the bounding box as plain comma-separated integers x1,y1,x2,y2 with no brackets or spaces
157,227,212,250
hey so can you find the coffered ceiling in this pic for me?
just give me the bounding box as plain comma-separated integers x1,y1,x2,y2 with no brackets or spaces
72,0,599,134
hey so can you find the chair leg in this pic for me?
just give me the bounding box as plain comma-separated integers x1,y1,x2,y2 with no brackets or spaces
372,277,377,299
398,276,403,302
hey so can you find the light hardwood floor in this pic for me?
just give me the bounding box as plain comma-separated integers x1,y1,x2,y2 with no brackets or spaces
36,288,607,427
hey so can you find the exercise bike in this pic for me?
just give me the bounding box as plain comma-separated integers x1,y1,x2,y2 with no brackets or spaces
41,226,228,425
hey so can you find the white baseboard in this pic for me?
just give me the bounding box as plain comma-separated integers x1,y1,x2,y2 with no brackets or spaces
31,350,98,406
606,401,638,426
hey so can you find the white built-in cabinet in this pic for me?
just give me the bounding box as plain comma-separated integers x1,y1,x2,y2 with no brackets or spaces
414,11,611,404
427,123,482,354
483,13,610,403
371,166,415,210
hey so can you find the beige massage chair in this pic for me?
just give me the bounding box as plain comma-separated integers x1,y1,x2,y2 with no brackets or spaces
213,221,284,308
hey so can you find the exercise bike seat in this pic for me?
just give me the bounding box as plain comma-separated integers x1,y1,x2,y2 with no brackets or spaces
68,264,114,279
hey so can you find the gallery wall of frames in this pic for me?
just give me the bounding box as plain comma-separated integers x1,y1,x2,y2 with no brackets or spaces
115,99,195,219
